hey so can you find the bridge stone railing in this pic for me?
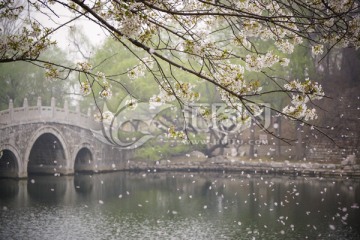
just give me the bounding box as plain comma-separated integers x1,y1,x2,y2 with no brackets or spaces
0,97,101,130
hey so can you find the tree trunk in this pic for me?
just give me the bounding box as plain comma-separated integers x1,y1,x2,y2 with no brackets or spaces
204,131,228,157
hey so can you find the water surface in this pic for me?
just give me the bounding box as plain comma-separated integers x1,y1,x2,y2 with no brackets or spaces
1,172,359,239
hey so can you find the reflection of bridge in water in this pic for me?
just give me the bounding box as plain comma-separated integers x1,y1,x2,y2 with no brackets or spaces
0,97,130,178
0,172,358,218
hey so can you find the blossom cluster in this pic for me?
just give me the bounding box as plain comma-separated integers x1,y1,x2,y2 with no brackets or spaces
99,85,112,99
213,63,260,99
98,75,112,100
167,126,186,140
94,111,114,124
79,70,112,100
0,21,55,61
127,57,154,80
80,81,91,96
149,85,176,107
245,52,290,72
44,63,60,81
76,62,93,72
312,45,324,56
149,81,200,108
282,79,325,120
125,98,138,110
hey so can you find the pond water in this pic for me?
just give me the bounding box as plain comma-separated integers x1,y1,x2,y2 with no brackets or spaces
0,171,359,240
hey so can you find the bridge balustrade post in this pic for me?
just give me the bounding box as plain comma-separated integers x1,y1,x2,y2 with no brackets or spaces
9,99,14,121
64,100,69,121
74,104,81,124
51,97,56,118
23,98,28,114
37,96,42,117
64,100,69,113
23,98,28,108
37,96,42,107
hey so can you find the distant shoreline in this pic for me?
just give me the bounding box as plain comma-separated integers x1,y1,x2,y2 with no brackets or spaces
126,157,360,178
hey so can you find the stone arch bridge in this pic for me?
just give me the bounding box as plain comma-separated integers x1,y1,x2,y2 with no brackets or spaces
0,97,131,178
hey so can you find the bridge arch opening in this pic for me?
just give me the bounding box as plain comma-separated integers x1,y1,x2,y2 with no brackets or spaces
74,147,93,172
28,133,67,175
0,150,19,178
